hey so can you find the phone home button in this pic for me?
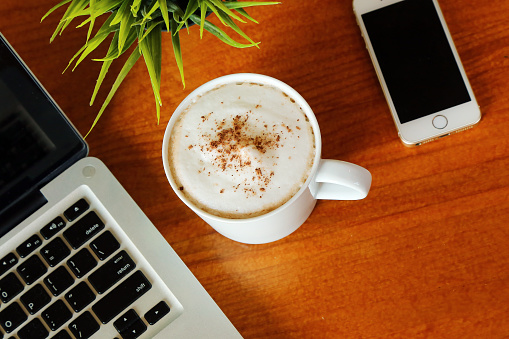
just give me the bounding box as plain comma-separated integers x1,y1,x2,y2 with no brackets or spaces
432,115,448,129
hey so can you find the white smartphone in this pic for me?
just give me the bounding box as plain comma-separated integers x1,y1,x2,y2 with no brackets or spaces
353,0,481,146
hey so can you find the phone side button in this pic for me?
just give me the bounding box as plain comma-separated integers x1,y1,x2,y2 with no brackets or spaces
432,115,448,129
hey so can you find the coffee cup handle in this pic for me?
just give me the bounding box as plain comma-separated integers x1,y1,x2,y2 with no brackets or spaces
310,159,372,200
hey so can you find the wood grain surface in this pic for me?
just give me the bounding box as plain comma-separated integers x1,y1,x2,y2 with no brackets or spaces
1,0,509,337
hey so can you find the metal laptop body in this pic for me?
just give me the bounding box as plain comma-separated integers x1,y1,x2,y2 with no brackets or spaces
0,33,241,339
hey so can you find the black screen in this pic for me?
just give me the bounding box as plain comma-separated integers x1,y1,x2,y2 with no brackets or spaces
0,34,87,235
362,0,471,123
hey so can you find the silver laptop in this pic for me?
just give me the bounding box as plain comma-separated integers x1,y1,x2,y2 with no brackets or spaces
0,33,241,339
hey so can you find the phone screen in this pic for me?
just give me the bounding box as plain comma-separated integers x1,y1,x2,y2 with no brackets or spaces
361,0,471,124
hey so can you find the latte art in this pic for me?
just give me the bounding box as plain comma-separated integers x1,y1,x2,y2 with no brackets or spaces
168,82,315,218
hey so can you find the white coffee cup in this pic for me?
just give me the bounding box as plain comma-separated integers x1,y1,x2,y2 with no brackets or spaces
162,73,372,244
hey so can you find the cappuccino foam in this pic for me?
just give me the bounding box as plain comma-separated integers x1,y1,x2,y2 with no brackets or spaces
168,82,315,218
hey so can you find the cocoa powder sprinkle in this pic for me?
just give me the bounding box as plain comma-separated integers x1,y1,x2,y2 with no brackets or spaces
189,111,288,197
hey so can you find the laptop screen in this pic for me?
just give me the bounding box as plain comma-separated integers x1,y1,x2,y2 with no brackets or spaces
0,34,88,236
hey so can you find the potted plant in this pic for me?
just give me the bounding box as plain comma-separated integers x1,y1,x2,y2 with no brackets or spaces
42,0,279,135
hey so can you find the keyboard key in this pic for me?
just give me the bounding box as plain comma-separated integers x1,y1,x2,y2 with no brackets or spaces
17,255,47,285
41,300,72,331
53,329,73,339
114,309,140,333
89,250,135,294
90,231,120,260
63,212,104,249
0,302,27,333
120,319,146,339
44,266,74,297
16,234,43,258
68,311,99,339
64,199,89,222
41,216,66,240
66,282,96,312
114,309,146,339
67,248,97,279
17,318,49,339
145,301,171,325
40,237,71,267
92,270,152,324
20,284,51,315
0,253,17,276
0,272,24,303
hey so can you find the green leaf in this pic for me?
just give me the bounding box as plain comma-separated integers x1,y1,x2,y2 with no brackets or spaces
85,47,142,137
183,0,200,19
86,0,97,43
90,31,120,105
64,14,117,72
139,23,163,122
70,32,110,71
63,44,86,73
176,0,199,32
203,0,226,26
170,3,187,26
75,0,124,26
110,0,131,26
166,2,185,17
49,0,89,42
93,27,137,61
138,20,164,43
59,0,90,33
136,21,146,44
189,14,258,48
208,0,245,23
158,0,170,31
171,19,185,88
50,21,66,43
131,0,143,16
41,0,73,22
222,0,280,24
213,7,259,48
199,0,207,38
232,8,257,24
90,57,114,106
223,1,280,10
117,1,137,56
141,1,159,25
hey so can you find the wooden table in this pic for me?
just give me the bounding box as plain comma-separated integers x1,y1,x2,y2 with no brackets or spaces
2,0,509,337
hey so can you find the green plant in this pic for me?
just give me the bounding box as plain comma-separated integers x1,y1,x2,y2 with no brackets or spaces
42,0,279,135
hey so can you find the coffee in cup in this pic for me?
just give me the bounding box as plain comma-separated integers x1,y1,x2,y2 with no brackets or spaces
167,82,315,219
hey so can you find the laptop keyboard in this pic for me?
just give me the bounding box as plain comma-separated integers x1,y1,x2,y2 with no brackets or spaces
0,197,182,338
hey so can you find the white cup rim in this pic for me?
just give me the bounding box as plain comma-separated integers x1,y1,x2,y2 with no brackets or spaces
162,73,322,224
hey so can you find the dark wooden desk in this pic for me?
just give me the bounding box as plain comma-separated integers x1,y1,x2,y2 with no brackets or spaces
2,0,509,337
